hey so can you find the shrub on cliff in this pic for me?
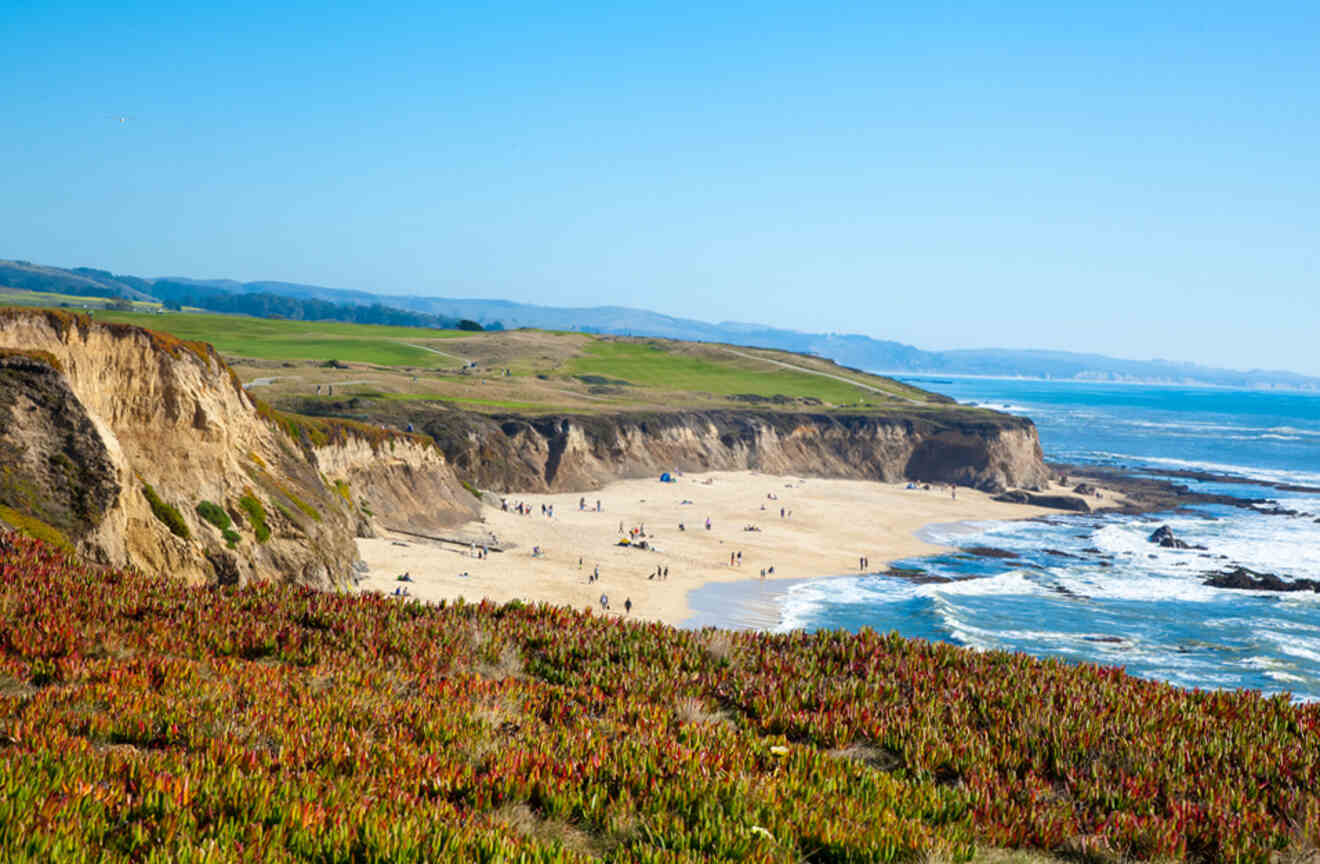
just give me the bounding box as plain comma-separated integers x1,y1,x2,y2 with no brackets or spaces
141,483,189,539
237,493,270,543
196,500,240,548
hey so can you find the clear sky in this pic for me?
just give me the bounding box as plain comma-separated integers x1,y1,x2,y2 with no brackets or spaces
4,1,1318,374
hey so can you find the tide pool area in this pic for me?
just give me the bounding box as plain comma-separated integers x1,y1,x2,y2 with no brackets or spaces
687,379,1320,701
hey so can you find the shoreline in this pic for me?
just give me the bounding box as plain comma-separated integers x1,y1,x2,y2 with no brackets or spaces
355,470,1129,628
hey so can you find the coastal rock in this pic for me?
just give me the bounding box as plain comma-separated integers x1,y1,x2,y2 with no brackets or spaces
1147,525,1206,550
992,491,1092,512
1203,567,1320,593
1072,483,1099,496
964,546,1022,560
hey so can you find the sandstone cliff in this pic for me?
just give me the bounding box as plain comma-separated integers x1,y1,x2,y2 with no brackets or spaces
0,309,474,586
311,435,479,538
419,408,1050,494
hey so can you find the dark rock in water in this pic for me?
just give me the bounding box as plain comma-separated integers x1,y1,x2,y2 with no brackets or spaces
992,491,1091,512
1149,525,1182,546
1082,546,1106,555
1250,502,1302,517
964,546,1022,560
1083,635,1125,644
883,567,952,584
1043,548,1081,559
1097,561,1112,568
1147,524,1208,550
1204,567,1320,593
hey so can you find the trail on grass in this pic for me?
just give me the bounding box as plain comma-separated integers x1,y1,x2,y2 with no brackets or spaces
716,347,919,403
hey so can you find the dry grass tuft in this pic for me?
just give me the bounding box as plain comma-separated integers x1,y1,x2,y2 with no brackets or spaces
698,630,737,665
477,643,524,681
492,803,601,857
828,742,904,773
675,695,729,727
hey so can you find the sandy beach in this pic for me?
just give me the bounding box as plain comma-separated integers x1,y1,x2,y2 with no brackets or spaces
356,471,1122,628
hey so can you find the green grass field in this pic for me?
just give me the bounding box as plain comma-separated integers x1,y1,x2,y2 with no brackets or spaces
62,306,950,414
564,340,899,405
94,310,465,367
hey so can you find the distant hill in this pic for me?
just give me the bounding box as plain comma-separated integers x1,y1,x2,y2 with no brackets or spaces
4,258,1317,390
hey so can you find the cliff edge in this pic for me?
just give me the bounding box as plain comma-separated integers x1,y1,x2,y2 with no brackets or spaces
0,309,476,585
419,408,1050,494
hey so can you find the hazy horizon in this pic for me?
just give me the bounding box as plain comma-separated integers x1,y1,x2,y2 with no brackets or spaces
5,2,1317,374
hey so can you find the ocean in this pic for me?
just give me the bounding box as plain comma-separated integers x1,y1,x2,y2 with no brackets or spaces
694,379,1320,701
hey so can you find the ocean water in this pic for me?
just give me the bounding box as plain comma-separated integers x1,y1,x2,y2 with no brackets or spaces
703,379,1320,701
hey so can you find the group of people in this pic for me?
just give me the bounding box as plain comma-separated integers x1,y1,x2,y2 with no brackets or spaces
598,593,633,614
579,497,602,512
500,499,558,518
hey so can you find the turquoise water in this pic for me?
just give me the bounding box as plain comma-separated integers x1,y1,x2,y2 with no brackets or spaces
693,379,1320,701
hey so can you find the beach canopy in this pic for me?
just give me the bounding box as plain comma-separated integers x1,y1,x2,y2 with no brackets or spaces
660,472,673,482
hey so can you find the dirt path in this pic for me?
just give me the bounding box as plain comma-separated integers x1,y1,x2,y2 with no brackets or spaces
404,343,470,364
716,348,918,402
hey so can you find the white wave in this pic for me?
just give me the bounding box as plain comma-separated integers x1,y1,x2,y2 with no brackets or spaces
920,569,1045,598
1264,634,1320,665
1086,452,1320,487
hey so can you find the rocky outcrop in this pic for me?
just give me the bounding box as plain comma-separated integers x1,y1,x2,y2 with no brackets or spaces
0,310,367,586
1204,567,1320,593
991,490,1092,512
1148,525,1206,550
422,409,1051,494
0,350,119,544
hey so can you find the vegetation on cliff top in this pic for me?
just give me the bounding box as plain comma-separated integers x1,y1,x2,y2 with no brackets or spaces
1,531,1317,862
84,306,967,418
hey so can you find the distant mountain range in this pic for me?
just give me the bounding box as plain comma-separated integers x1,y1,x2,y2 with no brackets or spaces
4,258,1318,390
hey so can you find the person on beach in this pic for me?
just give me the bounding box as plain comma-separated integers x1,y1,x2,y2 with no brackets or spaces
596,499,601,512
951,484,957,500
600,593,609,610
624,597,632,614
730,552,735,566
592,565,599,583
663,566,668,579
705,516,712,530
737,551,742,566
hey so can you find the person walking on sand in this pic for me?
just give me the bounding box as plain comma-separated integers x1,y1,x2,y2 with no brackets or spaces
951,483,957,500
737,551,742,566
663,566,668,580
592,564,599,583
705,516,712,531
624,597,632,615
600,593,609,611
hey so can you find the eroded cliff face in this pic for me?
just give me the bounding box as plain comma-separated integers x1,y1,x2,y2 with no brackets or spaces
313,436,479,538
0,311,374,585
423,409,1050,494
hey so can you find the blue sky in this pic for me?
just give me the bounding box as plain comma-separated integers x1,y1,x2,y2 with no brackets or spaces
4,1,1318,374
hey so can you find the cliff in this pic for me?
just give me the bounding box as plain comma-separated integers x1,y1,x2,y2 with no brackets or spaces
0,309,474,586
311,435,479,538
420,408,1050,494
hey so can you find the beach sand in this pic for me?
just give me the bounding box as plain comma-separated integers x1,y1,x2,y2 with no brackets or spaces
356,471,1123,628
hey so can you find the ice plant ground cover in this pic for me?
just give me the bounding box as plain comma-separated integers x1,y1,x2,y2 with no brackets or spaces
1,532,1318,862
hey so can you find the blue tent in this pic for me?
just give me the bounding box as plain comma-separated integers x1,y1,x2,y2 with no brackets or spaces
660,472,673,483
